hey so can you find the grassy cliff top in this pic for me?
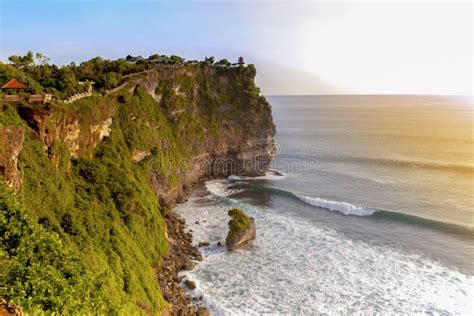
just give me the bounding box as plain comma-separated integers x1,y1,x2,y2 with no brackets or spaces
0,51,251,100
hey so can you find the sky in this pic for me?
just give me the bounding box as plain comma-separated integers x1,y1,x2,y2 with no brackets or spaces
0,0,472,95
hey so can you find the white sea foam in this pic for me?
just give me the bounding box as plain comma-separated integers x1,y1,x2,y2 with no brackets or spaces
175,182,474,315
298,195,375,216
228,169,286,181
211,177,375,217
205,179,243,197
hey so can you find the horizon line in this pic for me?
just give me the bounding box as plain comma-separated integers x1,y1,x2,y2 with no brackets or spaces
264,94,473,97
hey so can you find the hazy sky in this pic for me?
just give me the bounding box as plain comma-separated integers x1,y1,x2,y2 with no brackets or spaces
0,1,472,95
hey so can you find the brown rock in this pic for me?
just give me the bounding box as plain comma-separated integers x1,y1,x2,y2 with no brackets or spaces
198,241,210,247
184,279,196,290
156,211,203,314
0,299,23,316
226,209,256,251
197,306,211,316
0,125,24,191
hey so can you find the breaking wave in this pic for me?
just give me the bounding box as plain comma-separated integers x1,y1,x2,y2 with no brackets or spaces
216,179,474,235
228,169,286,181
298,195,375,216
176,190,474,314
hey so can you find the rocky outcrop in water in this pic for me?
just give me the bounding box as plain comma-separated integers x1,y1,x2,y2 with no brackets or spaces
226,208,256,251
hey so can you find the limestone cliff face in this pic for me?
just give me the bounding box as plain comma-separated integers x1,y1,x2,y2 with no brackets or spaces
0,64,274,314
2,64,275,204
16,103,114,160
123,66,275,205
0,125,24,190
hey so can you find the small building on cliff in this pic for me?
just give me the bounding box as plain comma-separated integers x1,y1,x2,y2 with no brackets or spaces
1,79,27,102
1,79,51,104
2,79,27,92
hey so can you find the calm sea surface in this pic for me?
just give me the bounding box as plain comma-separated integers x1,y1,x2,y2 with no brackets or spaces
177,95,474,314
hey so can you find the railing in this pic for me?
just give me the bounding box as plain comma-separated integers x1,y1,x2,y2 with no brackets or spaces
2,94,52,104
105,82,128,95
62,92,94,104
28,94,52,104
3,95,20,102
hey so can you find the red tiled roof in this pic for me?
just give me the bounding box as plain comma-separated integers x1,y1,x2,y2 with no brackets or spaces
2,79,27,89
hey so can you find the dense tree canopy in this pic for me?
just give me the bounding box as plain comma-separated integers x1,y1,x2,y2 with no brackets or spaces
0,52,244,99
216,59,231,66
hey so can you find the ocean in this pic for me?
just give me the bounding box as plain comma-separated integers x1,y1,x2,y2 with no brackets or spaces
176,95,474,314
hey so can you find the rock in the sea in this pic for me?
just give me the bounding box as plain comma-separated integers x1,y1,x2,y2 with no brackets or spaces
225,208,256,251
184,279,196,290
197,306,211,316
198,241,210,247
217,241,222,247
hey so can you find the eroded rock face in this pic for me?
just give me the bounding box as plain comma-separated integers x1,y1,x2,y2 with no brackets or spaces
1,65,274,314
132,149,151,162
226,218,256,251
17,104,114,159
0,125,24,191
225,209,256,251
129,67,276,207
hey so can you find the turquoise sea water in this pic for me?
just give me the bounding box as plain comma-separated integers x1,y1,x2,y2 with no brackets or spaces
177,95,474,314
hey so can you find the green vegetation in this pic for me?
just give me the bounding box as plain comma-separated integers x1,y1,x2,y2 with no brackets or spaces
1,52,152,99
0,56,273,314
0,104,25,127
216,59,231,66
0,96,170,314
0,186,104,314
1,52,248,100
227,208,250,237
203,56,215,65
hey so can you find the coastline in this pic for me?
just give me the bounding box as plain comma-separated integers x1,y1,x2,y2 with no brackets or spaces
0,63,275,314
158,209,210,315
167,170,474,313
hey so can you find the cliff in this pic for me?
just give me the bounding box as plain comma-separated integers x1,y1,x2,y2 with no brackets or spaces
0,64,275,314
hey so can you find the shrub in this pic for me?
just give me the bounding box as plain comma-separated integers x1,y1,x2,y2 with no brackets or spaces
0,185,105,314
227,208,250,236
215,59,231,66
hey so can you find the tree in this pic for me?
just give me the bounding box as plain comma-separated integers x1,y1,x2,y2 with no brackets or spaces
8,51,35,69
24,51,35,67
104,72,121,89
216,59,231,66
8,55,22,67
59,66,78,96
35,53,50,65
169,55,184,64
238,56,245,67
148,54,161,60
204,56,215,65
31,64,52,82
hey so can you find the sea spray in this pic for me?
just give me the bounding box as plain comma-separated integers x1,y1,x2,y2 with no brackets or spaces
176,184,474,314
